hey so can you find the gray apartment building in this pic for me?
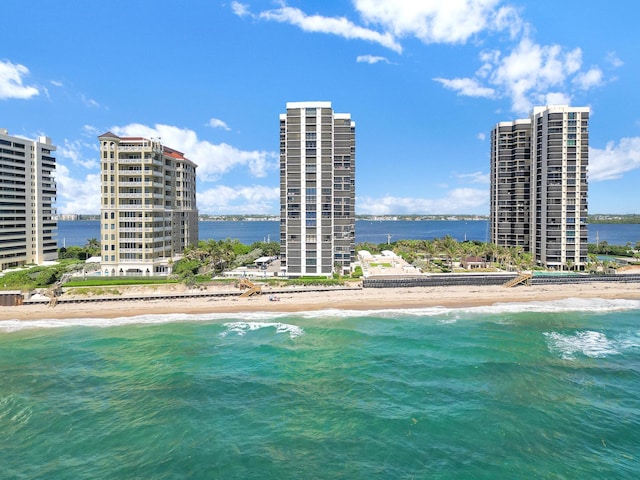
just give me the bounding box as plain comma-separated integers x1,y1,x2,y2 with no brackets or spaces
490,105,590,270
279,102,356,277
490,118,532,251
0,129,57,270
98,132,198,276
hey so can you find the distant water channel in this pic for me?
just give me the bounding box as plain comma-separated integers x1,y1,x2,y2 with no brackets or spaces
58,220,640,248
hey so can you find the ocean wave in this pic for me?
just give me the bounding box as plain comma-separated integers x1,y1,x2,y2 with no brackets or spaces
0,311,290,333
219,321,304,339
298,298,640,319
470,297,640,315
1,298,638,333
543,330,620,359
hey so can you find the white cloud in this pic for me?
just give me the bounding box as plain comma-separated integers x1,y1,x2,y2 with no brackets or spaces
437,35,603,114
58,139,99,169
231,1,250,17
433,77,495,98
354,0,519,44
208,118,231,130
573,67,604,90
80,94,100,108
197,185,279,214
589,137,640,182
82,125,101,137
454,171,490,184
55,163,101,215
50,80,63,87
542,91,571,106
111,123,278,181
356,54,390,64
489,38,583,113
0,60,39,100
605,51,623,68
247,4,402,53
357,188,487,215
477,132,486,141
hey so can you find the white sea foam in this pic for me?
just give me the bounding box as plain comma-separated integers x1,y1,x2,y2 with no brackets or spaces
543,330,620,360
296,298,640,319
460,297,640,316
0,311,289,333
1,298,638,333
220,321,304,339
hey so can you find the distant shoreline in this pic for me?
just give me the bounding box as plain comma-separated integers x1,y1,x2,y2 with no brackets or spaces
55,214,640,224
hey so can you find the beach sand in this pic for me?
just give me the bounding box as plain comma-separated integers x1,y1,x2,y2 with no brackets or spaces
2,281,639,321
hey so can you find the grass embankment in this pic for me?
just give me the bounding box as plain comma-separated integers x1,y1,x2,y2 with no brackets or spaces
64,277,179,287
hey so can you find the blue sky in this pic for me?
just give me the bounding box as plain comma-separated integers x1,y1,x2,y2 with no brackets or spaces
2,0,639,215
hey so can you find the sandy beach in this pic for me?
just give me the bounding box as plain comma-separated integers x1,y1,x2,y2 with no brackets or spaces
2,281,639,321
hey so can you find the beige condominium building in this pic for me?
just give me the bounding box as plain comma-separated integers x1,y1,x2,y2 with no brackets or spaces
490,105,589,270
98,132,198,276
0,129,57,270
279,102,356,277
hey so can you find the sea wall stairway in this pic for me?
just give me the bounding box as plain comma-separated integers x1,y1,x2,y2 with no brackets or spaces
503,273,532,288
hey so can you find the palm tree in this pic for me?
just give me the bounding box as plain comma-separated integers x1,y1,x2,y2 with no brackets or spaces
423,240,438,270
84,237,100,257
439,235,460,270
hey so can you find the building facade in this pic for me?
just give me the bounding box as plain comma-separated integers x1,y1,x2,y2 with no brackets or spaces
0,129,57,270
489,105,589,269
532,105,589,269
490,119,532,251
279,102,356,277
98,132,198,276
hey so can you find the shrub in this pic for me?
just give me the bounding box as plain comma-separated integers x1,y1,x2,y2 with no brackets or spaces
351,266,363,278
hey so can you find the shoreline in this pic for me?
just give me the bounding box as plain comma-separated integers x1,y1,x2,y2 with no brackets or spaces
2,282,639,321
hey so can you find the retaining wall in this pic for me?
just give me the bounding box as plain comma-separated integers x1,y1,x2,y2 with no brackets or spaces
363,273,640,288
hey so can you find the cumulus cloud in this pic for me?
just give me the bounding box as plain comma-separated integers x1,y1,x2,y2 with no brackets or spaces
55,163,101,214
589,137,640,182
233,2,615,114
489,38,583,113
573,67,604,90
198,185,279,214
357,188,487,215
436,35,605,114
541,92,571,106
356,55,390,64
208,118,231,130
110,123,278,181
231,1,250,17
354,0,520,44
0,60,39,100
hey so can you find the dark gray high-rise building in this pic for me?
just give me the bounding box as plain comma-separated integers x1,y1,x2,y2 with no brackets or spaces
490,105,589,270
490,118,532,251
279,102,355,277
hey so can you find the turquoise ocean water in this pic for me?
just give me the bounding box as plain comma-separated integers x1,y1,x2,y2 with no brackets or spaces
2,299,640,479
